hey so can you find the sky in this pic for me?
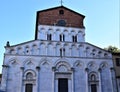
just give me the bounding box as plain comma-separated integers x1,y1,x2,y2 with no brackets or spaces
0,0,119,73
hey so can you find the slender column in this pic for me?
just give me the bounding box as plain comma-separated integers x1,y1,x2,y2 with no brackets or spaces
53,47,56,56
45,46,48,55
52,67,56,92
20,67,24,92
68,79,71,92
71,68,74,92
36,66,40,92
98,68,102,92
69,48,72,56
110,67,117,92
1,65,9,91
85,68,89,92
55,79,58,92
108,68,114,92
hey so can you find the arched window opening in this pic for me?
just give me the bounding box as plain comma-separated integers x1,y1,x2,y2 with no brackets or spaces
72,35,77,42
59,34,65,41
60,34,62,41
60,48,65,57
60,48,62,57
47,34,52,41
49,34,52,40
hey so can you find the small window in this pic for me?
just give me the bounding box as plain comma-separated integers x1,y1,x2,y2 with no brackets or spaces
59,10,64,15
47,34,52,41
116,58,120,66
59,34,65,41
60,48,62,57
72,35,77,42
60,34,62,41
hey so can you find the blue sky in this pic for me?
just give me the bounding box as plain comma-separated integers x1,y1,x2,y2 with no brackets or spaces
0,0,119,72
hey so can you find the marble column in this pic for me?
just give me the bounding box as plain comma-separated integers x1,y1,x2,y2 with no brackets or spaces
85,68,89,92
20,67,24,92
52,67,56,92
0,65,9,91
110,67,117,92
36,66,40,92
98,68,102,92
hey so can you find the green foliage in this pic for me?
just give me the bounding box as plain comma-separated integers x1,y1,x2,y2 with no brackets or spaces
104,46,120,53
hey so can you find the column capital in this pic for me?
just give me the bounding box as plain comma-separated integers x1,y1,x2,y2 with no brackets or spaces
71,67,74,71
98,68,102,72
20,67,24,70
36,66,40,71
52,67,56,71
110,67,114,71
85,68,89,72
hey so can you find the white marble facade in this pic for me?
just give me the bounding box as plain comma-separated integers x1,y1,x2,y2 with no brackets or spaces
0,24,117,92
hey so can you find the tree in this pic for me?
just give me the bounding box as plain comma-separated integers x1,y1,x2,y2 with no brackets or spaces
104,46,120,53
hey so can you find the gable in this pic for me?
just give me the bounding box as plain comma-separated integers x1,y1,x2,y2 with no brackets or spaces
35,6,85,29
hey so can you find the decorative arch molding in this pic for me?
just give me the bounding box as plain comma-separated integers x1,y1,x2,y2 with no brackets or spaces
87,61,98,70
39,58,52,67
99,61,109,70
23,58,35,67
54,58,70,66
24,69,36,78
8,57,20,66
47,28,53,34
39,58,52,71
23,69,36,85
39,42,46,45
73,60,84,69
55,60,71,72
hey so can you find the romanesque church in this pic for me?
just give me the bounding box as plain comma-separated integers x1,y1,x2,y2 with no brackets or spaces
0,6,117,92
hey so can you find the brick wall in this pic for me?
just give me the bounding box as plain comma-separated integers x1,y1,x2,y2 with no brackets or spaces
36,7,85,28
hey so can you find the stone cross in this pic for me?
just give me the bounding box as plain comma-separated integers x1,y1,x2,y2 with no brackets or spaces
60,0,63,6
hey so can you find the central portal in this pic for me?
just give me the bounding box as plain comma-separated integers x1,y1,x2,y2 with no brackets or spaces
58,78,68,92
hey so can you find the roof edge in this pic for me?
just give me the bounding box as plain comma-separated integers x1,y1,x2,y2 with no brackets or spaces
37,5,85,18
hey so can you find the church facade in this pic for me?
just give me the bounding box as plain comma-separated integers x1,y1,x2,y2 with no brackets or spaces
0,6,117,92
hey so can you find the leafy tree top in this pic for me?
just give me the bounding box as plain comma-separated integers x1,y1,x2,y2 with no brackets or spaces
104,46,120,53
